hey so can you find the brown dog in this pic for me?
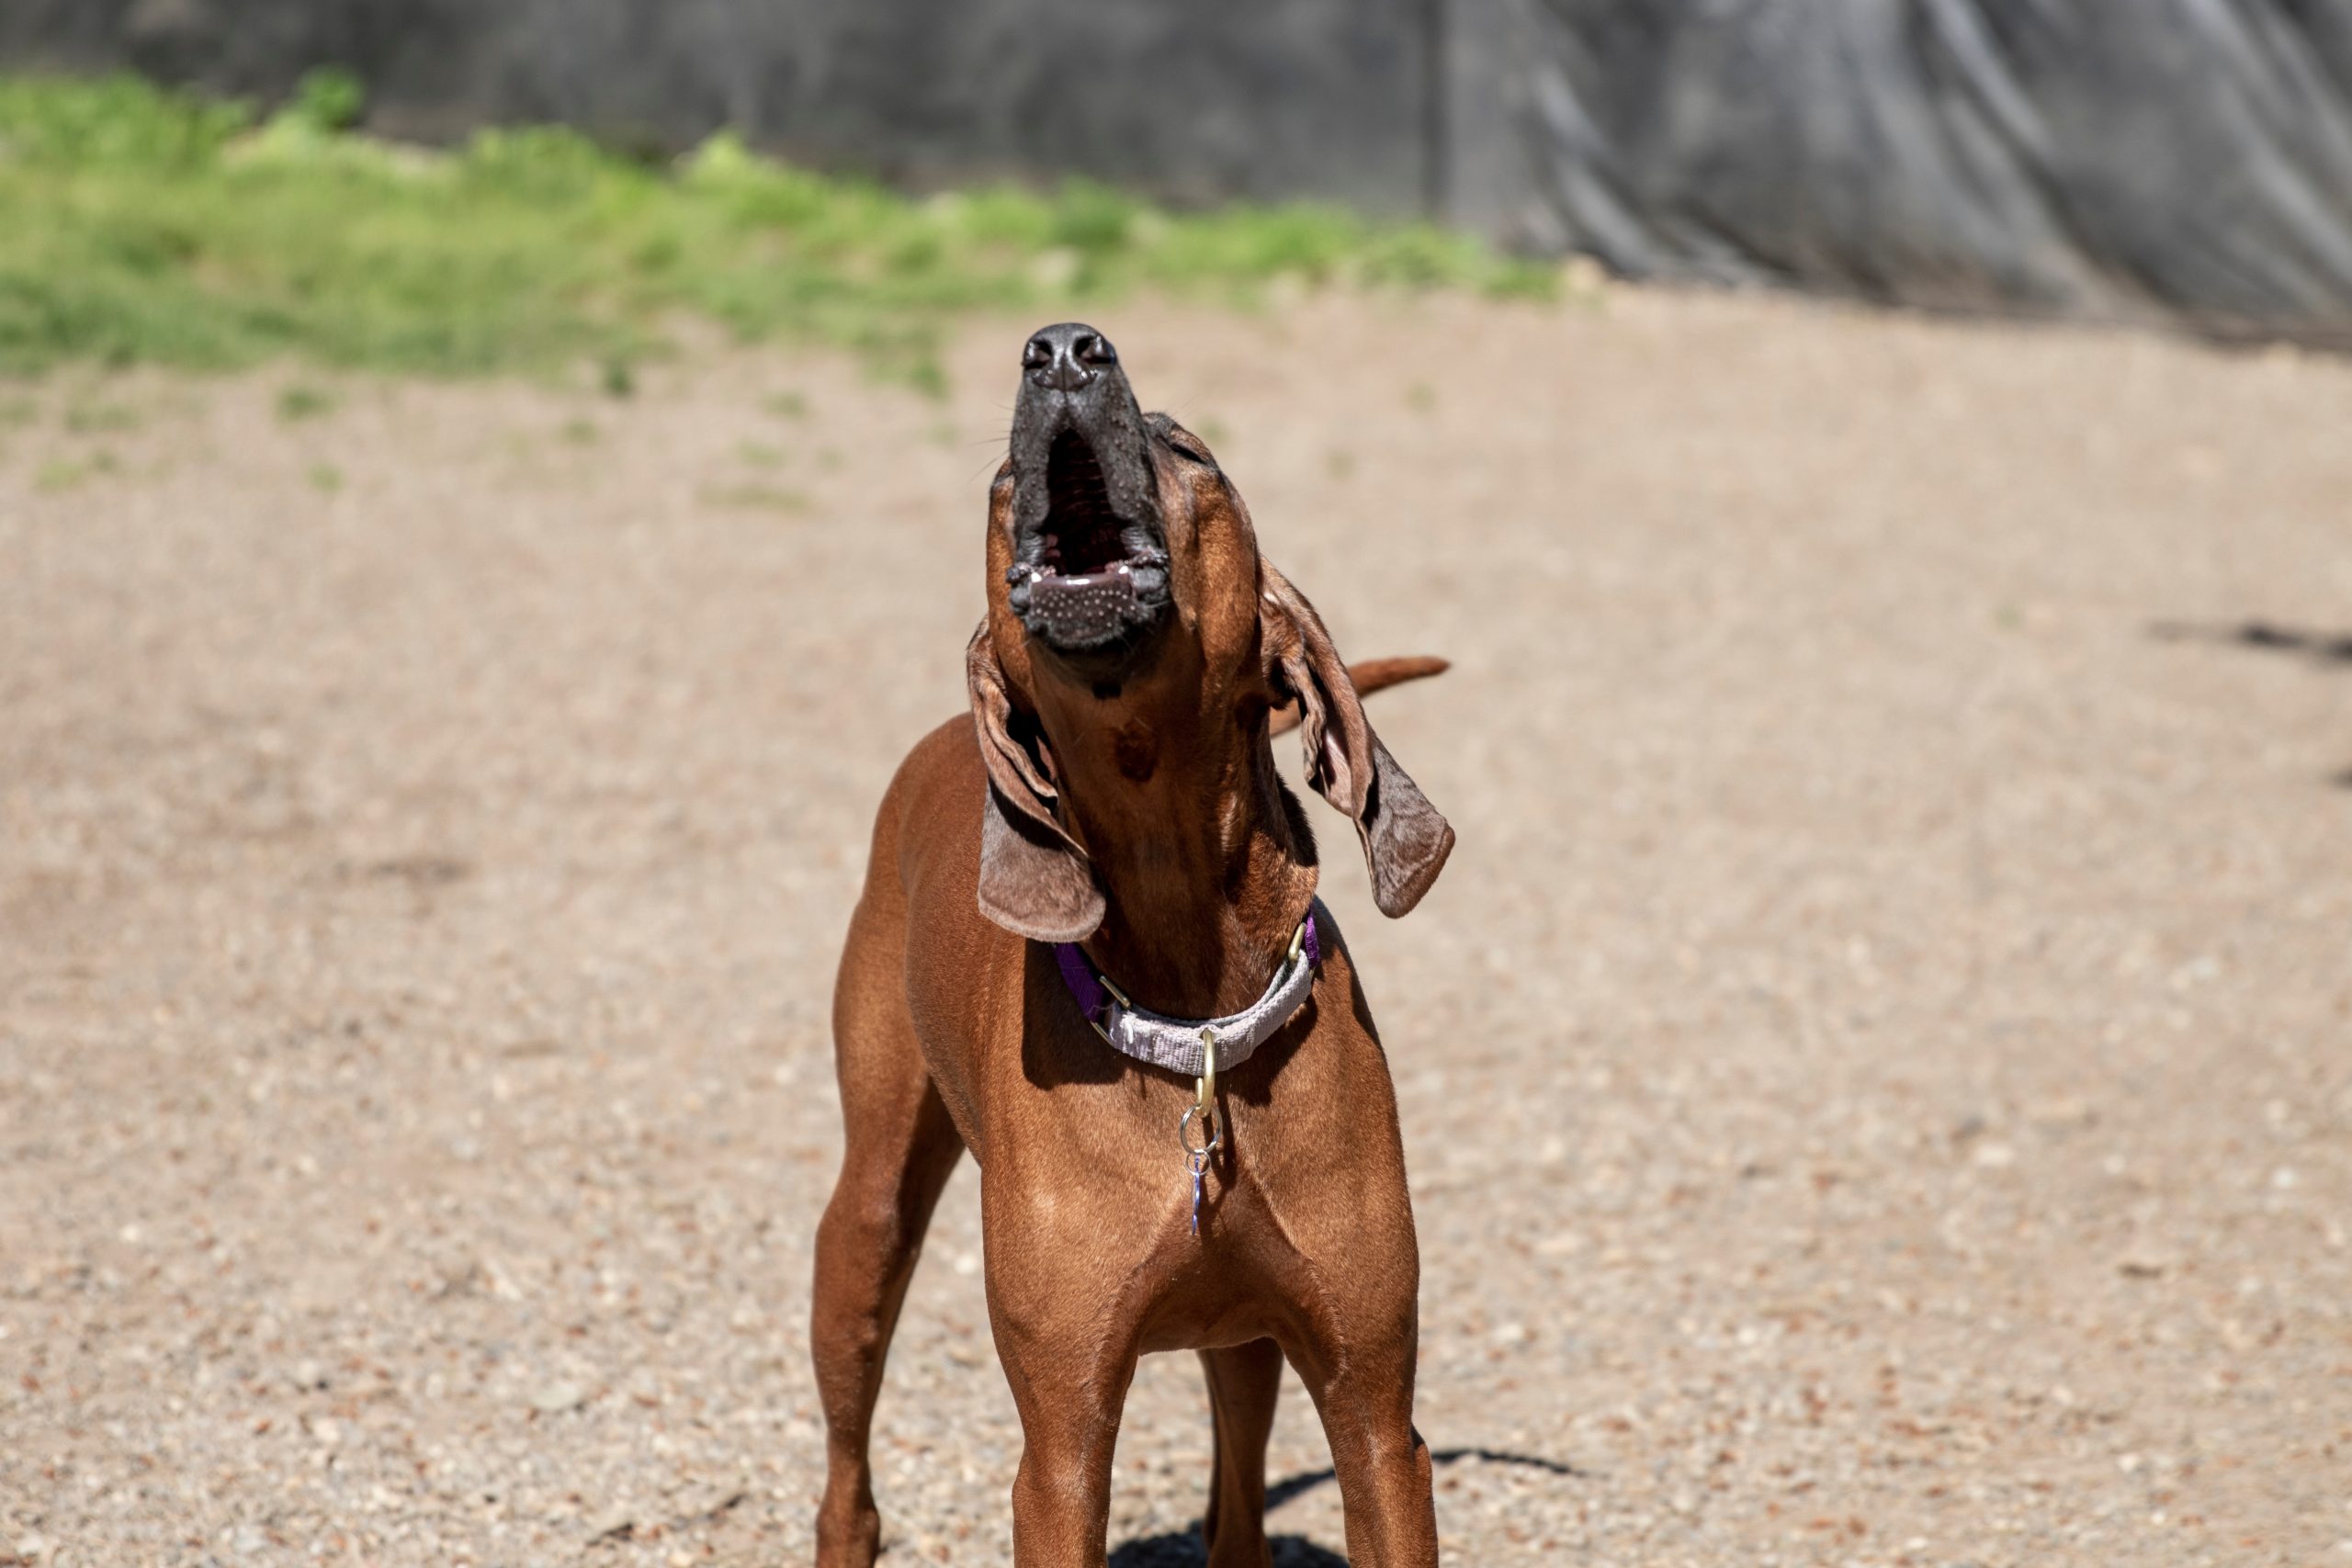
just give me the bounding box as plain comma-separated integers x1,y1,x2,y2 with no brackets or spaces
812,323,1455,1567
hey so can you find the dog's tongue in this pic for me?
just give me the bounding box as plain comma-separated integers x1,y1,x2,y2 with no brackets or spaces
1028,566,1137,645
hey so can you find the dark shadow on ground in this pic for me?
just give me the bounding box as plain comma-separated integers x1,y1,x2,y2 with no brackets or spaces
1108,1449,1589,1565
2149,618,2352,665
2149,620,2352,784
1108,1531,1345,1567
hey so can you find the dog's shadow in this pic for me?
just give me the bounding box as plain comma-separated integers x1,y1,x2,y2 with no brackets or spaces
1109,1449,1585,1565
1108,1532,1342,1567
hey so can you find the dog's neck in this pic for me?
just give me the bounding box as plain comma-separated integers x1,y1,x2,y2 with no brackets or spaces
1032,672,1317,1020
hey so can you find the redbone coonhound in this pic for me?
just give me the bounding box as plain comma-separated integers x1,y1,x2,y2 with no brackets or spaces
813,322,1454,1567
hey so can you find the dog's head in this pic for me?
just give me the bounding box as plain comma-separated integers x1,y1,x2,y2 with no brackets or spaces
968,322,1453,942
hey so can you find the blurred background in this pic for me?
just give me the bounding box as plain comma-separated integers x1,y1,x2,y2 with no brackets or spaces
3,6,2349,1568
11,0,2352,344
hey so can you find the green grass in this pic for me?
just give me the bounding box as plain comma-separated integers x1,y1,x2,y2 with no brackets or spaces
62,398,139,432
274,382,335,421
37,449,119,490
0,72,1557,390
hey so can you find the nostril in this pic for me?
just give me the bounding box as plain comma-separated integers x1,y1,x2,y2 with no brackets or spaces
1020,323,1115,392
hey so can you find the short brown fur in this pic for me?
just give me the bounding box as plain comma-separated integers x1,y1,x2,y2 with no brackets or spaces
812,332,1453,1567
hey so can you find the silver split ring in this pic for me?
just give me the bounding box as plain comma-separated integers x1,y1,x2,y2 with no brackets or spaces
1179,1102,1222,1158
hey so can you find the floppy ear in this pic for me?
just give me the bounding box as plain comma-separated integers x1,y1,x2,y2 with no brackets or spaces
966,623,1104,942
1259,563,1454,916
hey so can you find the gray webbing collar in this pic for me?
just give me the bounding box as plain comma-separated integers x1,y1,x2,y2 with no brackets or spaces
1051,899,1328,1077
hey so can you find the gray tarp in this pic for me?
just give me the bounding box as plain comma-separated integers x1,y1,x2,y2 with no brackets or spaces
0,0,1432,214
1511,0,2352,344
8,0,2352,344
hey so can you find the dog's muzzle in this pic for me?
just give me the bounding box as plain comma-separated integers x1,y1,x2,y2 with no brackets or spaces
1004,323,1170,657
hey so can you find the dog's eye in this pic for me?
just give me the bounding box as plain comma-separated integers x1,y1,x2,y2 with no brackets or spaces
1166,437,1213,466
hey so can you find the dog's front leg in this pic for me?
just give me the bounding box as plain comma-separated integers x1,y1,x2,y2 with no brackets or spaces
1006,1367,1135,1566
1283,1171,1440,1567
995,1312,1140,1566
1291,1289,1441,1567
980,1174,1152,1566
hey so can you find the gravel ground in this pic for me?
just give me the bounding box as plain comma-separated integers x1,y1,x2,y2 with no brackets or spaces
4,288,2350,1568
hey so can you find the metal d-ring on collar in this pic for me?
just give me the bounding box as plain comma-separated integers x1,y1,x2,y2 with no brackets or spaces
1180,1028,1222,1236
1052,904,1327,1237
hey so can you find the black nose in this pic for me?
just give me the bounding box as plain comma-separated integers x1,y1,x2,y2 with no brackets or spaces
1023,322,1118,393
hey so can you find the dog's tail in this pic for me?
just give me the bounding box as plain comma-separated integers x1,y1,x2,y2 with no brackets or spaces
1270,656,1449,736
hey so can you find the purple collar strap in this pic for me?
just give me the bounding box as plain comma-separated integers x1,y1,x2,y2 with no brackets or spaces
1053,900,1328,1078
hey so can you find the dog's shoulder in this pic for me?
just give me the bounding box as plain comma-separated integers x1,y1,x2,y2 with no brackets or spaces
886,713,985,809
865,714,989,897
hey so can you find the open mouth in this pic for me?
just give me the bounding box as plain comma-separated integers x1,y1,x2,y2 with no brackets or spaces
1007,420,1170,655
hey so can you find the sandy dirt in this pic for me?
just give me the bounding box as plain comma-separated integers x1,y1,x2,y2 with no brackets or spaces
3,287,2349,1568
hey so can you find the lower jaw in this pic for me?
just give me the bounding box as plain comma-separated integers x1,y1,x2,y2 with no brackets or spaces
1020,601,1170,673
1011,558,1170,651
